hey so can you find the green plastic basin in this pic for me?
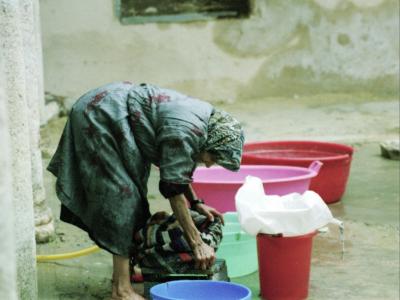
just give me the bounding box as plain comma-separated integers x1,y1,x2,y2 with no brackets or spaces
217,213,258,278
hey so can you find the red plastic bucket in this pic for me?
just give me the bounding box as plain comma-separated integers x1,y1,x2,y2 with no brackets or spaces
256,232,317,300
242,141,354,204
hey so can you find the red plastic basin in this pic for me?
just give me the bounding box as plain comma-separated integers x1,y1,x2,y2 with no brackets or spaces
241,141,353,204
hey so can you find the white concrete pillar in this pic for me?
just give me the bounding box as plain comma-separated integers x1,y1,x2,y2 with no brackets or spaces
19,0,55,243
0,57,18,300
33,0,45,126
0,0,38,299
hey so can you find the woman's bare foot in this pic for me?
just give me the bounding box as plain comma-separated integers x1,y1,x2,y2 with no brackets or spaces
111,255,146,300
111,283,145,300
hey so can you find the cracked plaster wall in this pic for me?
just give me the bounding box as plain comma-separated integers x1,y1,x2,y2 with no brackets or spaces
39,0,398,106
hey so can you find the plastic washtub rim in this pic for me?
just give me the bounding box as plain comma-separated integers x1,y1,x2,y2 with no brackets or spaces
150,280,252,300
243,140,354,163
257,230,318,240
192,165,318,185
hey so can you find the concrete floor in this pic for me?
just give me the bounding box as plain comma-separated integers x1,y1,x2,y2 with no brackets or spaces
37,94,399,300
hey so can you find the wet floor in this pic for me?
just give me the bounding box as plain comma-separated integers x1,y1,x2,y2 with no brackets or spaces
38,95,399,300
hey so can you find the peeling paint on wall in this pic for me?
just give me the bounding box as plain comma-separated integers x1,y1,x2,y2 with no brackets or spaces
40,0,399,104
213,0,399,97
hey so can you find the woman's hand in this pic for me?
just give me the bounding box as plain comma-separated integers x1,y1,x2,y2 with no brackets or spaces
169,194,217,271
194,203,225,225
192,241,216,270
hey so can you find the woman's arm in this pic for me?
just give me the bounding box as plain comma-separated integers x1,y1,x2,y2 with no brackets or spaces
183,184,198,205
169,193,215,270
184,184,224,225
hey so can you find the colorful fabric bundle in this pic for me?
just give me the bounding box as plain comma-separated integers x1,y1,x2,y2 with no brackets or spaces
131,210,223,277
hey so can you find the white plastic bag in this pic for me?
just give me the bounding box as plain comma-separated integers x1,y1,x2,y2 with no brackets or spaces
235,176,338,237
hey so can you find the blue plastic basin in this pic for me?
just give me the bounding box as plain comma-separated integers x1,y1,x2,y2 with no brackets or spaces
150,280,251,300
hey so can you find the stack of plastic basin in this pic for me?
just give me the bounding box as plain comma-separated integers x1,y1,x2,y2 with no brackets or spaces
192,163,322,281
217,212,258,278
242,140,354,203
191,161,324,298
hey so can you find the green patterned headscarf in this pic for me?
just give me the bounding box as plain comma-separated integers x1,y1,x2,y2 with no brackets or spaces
203,109,245,171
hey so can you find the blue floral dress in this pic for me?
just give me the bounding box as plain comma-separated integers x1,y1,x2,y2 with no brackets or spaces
48,82,214,256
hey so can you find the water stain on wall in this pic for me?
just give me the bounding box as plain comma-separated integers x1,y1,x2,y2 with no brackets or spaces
212,0,399,98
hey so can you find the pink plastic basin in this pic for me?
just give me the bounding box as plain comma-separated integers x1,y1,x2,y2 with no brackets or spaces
242,141,354,204
192,162,322,213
